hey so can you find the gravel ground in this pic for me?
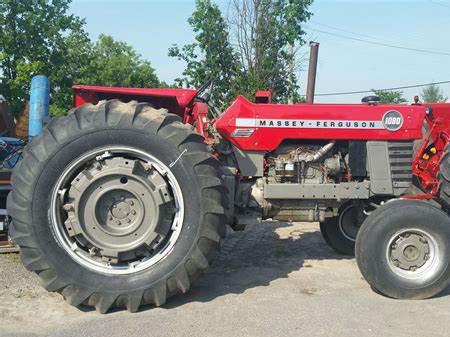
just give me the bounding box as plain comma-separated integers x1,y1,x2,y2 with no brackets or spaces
1,222,449,337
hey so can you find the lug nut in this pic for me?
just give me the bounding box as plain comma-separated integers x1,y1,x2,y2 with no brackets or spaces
63,204,74,211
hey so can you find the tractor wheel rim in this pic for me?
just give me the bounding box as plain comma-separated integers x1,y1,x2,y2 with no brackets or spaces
338,204,361,242
50,146,184,275
386,228,442,281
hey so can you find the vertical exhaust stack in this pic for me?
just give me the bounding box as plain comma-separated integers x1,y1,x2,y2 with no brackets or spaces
306,41,320,104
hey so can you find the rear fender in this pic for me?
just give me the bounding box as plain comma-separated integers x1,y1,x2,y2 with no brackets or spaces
72,85,198,116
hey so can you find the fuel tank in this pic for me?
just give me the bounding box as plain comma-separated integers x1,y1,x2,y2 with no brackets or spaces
214,96,426,151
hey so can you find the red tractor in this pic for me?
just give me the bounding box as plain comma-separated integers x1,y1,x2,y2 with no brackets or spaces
7,83,450,313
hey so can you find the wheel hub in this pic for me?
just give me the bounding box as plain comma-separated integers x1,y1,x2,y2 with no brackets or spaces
390,232,430,271
339,203,366,242
63,156,176,263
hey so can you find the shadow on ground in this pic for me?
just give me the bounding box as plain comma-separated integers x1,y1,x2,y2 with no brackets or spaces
164,222,353,308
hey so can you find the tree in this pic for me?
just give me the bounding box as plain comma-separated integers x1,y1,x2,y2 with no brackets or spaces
0,0,162,115
81,35,159,88
421,83,448,103
171,0,313,108
0,0,91,114
372,89,407,104
169,0,240,109
229,0,313,103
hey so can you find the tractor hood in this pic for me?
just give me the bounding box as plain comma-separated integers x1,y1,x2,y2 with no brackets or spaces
215,96,426,151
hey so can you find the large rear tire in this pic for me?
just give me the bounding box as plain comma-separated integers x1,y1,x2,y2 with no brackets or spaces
7,100,227,313
356,200,450,299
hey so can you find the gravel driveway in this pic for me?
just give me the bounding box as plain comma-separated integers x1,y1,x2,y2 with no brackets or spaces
1,222,449,337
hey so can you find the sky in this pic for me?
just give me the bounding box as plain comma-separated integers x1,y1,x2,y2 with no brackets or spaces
70,0,450,103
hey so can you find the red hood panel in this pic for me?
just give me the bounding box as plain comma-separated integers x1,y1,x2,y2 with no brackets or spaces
215,96,426,151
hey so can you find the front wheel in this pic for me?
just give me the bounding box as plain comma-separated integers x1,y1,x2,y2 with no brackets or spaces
356,200,450,299
7,100,227,313
320,202,367,255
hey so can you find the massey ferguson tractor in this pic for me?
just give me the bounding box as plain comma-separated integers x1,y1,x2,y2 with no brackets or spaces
7,82,450,313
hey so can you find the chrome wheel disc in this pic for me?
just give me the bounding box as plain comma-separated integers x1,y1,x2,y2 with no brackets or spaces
387,228,442,282
51,146,184,275
338,204,364,242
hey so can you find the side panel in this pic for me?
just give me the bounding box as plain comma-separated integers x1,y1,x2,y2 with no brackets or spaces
367,141,414,196
366,141,393,195
232,147,265,176
215,96,425,152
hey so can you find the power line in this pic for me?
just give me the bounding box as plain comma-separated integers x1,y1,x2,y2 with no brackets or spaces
305,80,450,97
309,21,450,54
306,27,450,57
430,0,450,9
310,22,397,44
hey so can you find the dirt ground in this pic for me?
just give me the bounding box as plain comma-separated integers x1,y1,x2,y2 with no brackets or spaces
1,222,449,337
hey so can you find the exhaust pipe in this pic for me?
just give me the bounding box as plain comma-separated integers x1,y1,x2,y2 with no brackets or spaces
306,42,319,104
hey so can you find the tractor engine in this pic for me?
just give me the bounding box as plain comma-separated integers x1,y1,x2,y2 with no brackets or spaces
213,95,424,227
266,140,340,184
233,139,415,224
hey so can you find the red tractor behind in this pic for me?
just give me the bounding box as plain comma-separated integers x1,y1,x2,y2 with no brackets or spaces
7,83,450,313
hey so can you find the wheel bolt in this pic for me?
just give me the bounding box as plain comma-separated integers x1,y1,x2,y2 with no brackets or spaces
128,200,134,206
131,210,136,215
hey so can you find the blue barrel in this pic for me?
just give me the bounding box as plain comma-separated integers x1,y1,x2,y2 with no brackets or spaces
29,75,50,137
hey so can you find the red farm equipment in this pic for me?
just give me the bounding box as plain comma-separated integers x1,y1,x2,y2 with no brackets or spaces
6,80,450,313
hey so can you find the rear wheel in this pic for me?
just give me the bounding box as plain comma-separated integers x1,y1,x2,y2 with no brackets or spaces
356,200,450,299
7,100,227,313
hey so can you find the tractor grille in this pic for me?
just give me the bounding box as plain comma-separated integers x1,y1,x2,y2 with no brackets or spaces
388,141,414,190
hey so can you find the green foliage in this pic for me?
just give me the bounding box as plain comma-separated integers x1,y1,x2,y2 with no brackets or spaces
169,0,239,109
273,0,314,102
0,1,161,115
81,35,160,89
171,0,313,107
0,0,88,113
421,83,448,103
372,89,407,104
274,0,313,46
